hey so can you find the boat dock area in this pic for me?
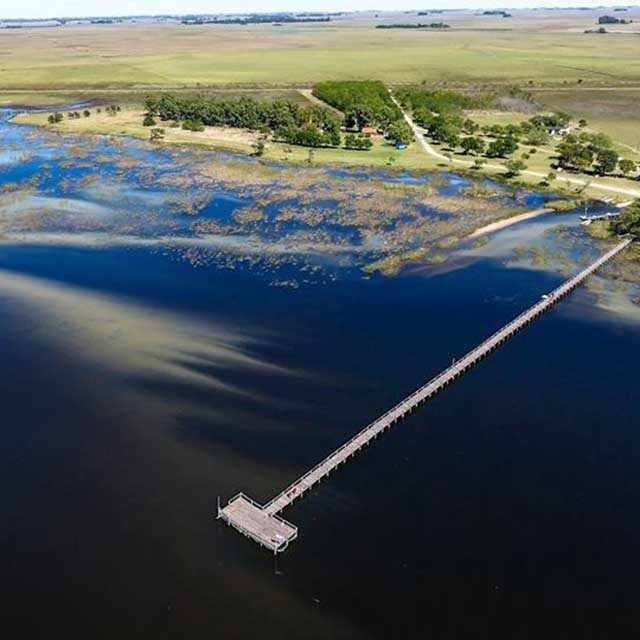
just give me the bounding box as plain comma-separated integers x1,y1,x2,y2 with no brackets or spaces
218,238,633,553
580,211,621,225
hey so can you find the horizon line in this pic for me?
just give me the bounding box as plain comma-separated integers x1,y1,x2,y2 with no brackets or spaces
1,4,637,23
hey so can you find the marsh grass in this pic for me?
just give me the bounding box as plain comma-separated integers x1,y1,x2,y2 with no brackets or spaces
363,248,430,276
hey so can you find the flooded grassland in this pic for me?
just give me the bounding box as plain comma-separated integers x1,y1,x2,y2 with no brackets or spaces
0,109,559,286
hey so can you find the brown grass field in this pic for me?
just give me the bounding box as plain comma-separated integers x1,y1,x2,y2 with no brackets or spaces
0,9,639,91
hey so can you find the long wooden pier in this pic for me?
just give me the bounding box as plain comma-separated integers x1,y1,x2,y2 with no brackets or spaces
218,238,633,553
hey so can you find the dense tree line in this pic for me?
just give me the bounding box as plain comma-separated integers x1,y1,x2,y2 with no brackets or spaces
144,93,344,148
375,23,450,29
395,87,488,117
181,15,330,25
312,81,401,130
598,15,632,25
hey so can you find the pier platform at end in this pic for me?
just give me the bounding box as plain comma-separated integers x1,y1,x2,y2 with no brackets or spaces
217,493,298,553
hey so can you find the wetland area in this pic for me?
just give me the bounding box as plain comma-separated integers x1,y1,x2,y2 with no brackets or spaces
2,108,640,638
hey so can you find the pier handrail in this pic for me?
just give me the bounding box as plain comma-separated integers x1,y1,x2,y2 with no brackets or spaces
264,237,632,514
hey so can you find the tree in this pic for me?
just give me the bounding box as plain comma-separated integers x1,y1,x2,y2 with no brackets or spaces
579,119,588,128
595,148,619,176
619,159,636,177
557,142,594,171
345,103,374,130
472,157,486,170
441,129,460,149
344,133,373,150
486,136,518,158
504,159,527,177
530,111,571,133
612,200,640,235
252,140,266,156
149,128,165,143
386,120,413,145
182,119,205,132
428,115,461,145
460,136,485,156
143,114,156,127
462,118,479,134
83,110,91,118
524,128,550,147
546,170,557,183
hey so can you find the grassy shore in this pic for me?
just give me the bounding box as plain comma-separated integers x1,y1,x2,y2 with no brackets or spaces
11,109,436,170
13,106,640,203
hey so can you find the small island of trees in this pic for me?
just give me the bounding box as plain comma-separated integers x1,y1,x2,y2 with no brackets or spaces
598,15,633,25
375,22,450,30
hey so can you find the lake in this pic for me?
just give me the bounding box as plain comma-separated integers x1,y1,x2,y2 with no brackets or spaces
1,111,640,638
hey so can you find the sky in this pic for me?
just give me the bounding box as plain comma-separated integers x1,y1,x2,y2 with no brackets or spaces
1,1,633,20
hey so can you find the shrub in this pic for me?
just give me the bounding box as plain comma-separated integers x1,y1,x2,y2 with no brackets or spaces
182,119,205,132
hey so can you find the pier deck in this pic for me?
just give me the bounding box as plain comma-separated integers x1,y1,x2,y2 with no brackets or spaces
218,238,633,553
217,493,298,553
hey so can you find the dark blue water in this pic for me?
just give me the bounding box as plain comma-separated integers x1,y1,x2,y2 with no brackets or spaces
1,112,639,639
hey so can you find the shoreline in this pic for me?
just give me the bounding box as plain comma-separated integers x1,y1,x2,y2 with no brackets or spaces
468,207,553,238
8,111,633,226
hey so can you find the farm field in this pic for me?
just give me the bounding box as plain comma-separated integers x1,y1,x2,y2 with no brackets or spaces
0,10,640,89
534,88,640,158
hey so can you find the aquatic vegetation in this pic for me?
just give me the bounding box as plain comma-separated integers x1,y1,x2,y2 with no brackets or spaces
0,109,560,284
547,199,581,212
427,254,449,265
363,247,430,276
430,174,451,188
437,236,459,249
585,220,613,240
461,184,503,199
233,206,266,225
472,236,490,249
